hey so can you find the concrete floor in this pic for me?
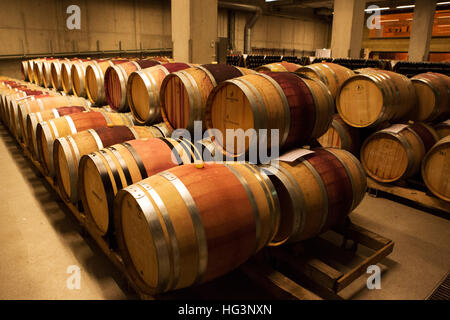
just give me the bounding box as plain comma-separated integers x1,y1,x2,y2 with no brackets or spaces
0,124,449,300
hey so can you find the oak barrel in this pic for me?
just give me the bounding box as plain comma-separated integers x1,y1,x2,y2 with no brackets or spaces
16,96,91,143
79,137,206,236
36,110,134,176
61,59,90,94
421,136,450,201
296,62,354,99
411,72,450,122
317,114,360,154
10,92,62,139
361,123,439,183
113,162,279,294
160,64,255,132
205,72,334,158
255,61,302,72
21,60,30,81
105,59,162,111
127,62,192,124
71,60,106,98
26,105,92,156
54,123,171,203
50,58,73,90
337,69,416,128
261,147,366,245
85,59,129,105
434,119,450,139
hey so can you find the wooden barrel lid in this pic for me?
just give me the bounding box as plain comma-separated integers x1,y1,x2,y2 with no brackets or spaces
337,75,384,127
361,129,411,182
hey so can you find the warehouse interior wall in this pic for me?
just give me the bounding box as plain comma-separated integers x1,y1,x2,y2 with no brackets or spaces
0,0,172,78
218,9,331,55
361,24,450,55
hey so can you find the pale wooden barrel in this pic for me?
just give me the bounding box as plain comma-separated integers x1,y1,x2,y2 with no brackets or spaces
61,59,90,94
255,61,302,72
434,119,450,139
54,123,171,203
50,59,71,90
114,162,279,294
79,137,208,236
160,64,255,132
361,123,439,183
261,147,366,245
85,59,129,105
337,69,416,128
41,58,61,88
9,92,61,140
105,59,162,111
421,136,450,201
205,72,333,158
127,63,192,124
317,114,361,154
296,62,354,99
21,60,30,81
26,105,92,157
36,110,134,176
16,96,91,143
411,72,450,122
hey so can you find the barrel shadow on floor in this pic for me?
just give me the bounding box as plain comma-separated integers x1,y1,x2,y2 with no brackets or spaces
0,123,137,299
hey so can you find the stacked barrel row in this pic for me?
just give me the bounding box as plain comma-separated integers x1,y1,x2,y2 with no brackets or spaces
3,59,372,296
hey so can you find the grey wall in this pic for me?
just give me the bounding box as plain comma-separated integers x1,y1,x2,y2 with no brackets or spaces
218,9,331,56
0,0,171,78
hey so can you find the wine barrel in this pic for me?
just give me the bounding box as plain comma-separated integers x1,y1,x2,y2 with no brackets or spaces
71,60,105,98
205,72,334,158
21,60,30,81
41,58,60,88
36,110,134,176
54,123,171,203
79,137,206,236
411,72,450,122
261,147,366,245
361,123,439,183
434,119,450,139
27,59,40,83
160,64,255,132
51,58,76,90
127,62,192,124
421,136,450,201
0,85,34,126
105,59,162,111
85,59,129,105
113,162,279,294
61,59,91,94
10,93,61,139
337,69,416,128
317,114,360,154
255,61,302,72
33,58,57,86
26,105,92,156
296,63,354,99
16,96,91,143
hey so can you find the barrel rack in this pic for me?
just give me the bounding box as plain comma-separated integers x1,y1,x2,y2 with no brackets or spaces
367,177,450,217
11,129,394,300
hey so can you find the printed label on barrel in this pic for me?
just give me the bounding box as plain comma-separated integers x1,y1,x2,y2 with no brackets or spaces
276,148,315,162
380,124,408,134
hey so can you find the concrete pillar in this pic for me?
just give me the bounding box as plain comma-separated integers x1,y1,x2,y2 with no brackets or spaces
171,0,218,64
408,0,436,62
331,0,366,58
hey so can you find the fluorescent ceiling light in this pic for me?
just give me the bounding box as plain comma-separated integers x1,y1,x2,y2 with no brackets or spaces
437,2,450,5
365,7,390,12
438,16,450,18
396,5,415,9
381,19,400,22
